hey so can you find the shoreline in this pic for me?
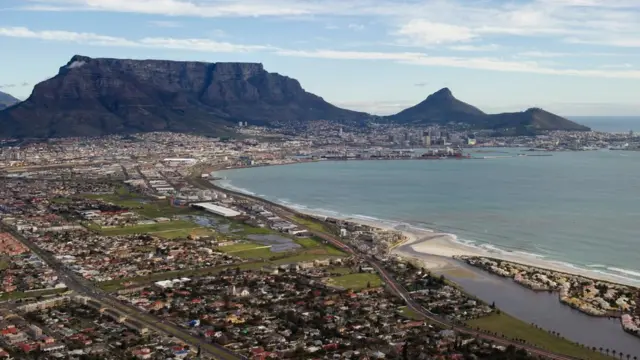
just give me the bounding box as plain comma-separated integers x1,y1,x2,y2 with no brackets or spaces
213,167,640,289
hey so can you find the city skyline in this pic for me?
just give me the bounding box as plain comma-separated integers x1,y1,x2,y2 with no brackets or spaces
1,0,639,116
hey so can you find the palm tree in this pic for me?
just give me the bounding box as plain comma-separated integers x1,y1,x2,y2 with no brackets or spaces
612,350,617,358
606,349,610,356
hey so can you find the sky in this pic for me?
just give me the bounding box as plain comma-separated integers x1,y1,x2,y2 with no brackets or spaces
0,0,639,116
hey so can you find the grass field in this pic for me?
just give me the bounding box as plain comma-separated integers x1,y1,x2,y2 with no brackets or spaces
292,216,333,233
327,266,353,275
217,242,274,259
154,227,216,240
81,189,200,219
295,237,322,248
467,313,614,360
398,306,424,320
327,273,383,290
90,220,197,236
0,288,68,301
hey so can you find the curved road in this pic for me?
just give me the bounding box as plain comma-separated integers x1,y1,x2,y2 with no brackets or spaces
207,182,594,360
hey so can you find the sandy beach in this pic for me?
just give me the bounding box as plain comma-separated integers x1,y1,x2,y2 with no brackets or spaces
312,211,640,288
390,225,640,287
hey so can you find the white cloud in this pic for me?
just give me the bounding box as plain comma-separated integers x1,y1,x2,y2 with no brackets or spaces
395,20,476,46
0,26,138,46
20,0,640,50
148,20,182,28
139,37,272,52
599,63,634,69
3,25,640,80
449,44,501,52
347,23,365,31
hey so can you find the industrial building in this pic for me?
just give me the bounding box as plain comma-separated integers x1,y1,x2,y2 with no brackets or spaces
191,202,242,217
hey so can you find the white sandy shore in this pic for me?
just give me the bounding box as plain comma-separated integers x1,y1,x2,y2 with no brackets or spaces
298,210,640,288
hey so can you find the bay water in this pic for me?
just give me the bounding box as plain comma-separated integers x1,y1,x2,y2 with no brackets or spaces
217,149,640,285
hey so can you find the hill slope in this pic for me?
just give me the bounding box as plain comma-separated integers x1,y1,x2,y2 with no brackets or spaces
0,55,367,138
388,87,486,124
388,88,589,132
0,91,20,110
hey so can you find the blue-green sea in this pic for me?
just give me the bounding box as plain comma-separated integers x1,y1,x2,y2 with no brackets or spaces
217,149,640,285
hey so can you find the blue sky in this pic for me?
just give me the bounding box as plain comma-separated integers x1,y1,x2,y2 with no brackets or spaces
0,0,639,116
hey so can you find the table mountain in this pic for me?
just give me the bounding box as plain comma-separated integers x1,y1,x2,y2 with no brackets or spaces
0,55,367,138
388,88,589,132
0,91,20,110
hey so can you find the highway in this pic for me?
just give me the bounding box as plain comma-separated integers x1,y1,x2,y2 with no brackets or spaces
205,182,591,360
1,225,245,360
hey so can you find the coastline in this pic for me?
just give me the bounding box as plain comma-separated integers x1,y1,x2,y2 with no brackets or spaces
213,167,640,289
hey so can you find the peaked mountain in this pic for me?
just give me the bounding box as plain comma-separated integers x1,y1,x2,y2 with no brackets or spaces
0,55,367,138
388,87,486,124
0,91,20,110
388,88,589,133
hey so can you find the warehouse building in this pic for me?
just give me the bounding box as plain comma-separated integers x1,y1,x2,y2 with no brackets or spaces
190,202,242,218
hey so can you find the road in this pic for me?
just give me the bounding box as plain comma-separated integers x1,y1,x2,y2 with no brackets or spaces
1,225,245,360
204,181,591,360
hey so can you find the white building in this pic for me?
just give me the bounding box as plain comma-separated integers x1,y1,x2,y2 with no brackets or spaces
191,202,242,217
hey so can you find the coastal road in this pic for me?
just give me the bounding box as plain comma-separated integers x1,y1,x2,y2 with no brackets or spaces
204,181,592,360
1,225,245,360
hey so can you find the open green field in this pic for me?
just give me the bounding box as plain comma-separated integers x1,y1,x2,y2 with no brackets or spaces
295,237,322,248
327,266,353,275
153,227,216,240
327,273,383,290
217,242,274,259
0,257,10,271
90,220,197,236
81,188,201,219
0,288,68,301
398,306,424,320
292,216,333,233
467,313,614,360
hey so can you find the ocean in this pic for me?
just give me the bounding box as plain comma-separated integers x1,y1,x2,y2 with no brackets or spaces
571,116,640,133
216,149,640,286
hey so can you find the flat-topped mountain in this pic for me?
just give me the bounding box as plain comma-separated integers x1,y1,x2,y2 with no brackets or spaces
0,91,19,110
0,55,367,138
0,56,589,138
387,88,590,133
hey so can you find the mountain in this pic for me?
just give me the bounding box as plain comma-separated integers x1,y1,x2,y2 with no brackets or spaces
0,55,367,138
388,87,486,124
388,88,590,133
0,91,20,110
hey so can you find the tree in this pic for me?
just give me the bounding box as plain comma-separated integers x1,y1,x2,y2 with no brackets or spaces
367,281,371,288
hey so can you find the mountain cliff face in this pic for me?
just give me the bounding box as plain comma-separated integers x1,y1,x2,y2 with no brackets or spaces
387,88,590,133
0,91,19,110
0,55,367,138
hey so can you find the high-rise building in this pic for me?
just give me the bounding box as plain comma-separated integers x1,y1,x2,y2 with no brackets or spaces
423,131,431,147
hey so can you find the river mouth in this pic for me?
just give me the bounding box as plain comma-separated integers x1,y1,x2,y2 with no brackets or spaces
430,257,640,355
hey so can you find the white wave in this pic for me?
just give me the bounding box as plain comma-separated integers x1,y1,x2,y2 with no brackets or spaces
587,264,607,268
513,251,547,259
607,267,640,278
